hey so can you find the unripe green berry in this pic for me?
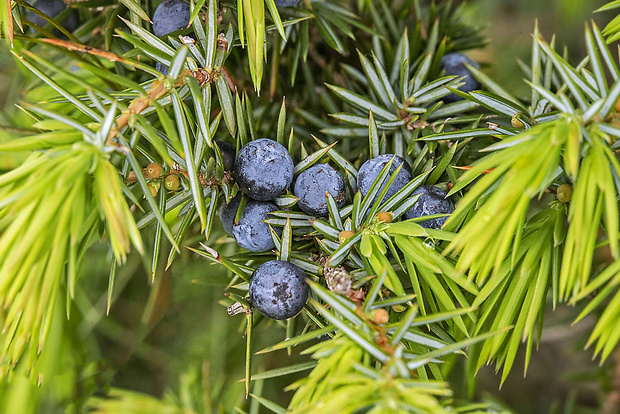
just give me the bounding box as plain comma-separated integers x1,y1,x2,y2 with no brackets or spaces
146,162,162,178
148,183,158,197
165,174,181,191
511,115,525,128
557,184,573,203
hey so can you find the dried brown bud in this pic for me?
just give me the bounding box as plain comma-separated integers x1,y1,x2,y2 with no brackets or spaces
338,230,355,243
376,211,393,223
127,171,137,183
325,266,353,296
373,308,389,325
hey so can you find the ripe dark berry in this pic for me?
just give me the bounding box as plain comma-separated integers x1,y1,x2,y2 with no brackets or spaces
152,0,190,37
146,162,162,178
152,0,193,74
274,0,301,7
215,140,236,171
404,185,455,229
155,62,169,76
248,260,309,320
26,0,79,32
293,164,345,217
164,174,181,191
232,201,281,252
357,154,413,205
218,194,241,236
234,138,294,201
440,53,480,103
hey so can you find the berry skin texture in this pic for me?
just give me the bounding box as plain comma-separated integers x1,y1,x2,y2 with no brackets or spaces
248,260,309,320
404,185,455,229
357,154,413,205
232,201,281,252
152,0,190,37
152,0,193,74
218,194,241,236
293,164,345,217
215,140,236,171
234,138,294,201
440,53,480,103
274,0,301,7
27,0,79,32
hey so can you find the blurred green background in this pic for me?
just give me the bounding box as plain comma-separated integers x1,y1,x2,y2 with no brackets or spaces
0,0,616,412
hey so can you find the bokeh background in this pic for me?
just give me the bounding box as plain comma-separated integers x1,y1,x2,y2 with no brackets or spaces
0,0,616,412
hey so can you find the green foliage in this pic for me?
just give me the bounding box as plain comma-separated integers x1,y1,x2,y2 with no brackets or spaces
0,138,141,376
598,0,620,42
0,0,619,412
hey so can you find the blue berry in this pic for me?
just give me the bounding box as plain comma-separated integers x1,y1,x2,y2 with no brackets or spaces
152,0,193,74
232,201,281,252
249,260,309,320
293,164,345,217
152,0,190,37
234,138,294,201
274,0,301,7
357,154,413,205
440,53,480,102
404,185,455,229
218,194,241,236
215,140,236,171
155,62,169,76
27,0,78,32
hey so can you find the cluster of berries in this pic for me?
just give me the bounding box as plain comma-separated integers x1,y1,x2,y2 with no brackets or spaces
218,138,346,253
216,138,346,320
146,4,470,323
216,138,456,320
358,154,455,229
127,162,183,196
221,140,456,254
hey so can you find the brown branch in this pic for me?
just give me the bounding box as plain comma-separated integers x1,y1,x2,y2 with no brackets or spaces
107,69,193,143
